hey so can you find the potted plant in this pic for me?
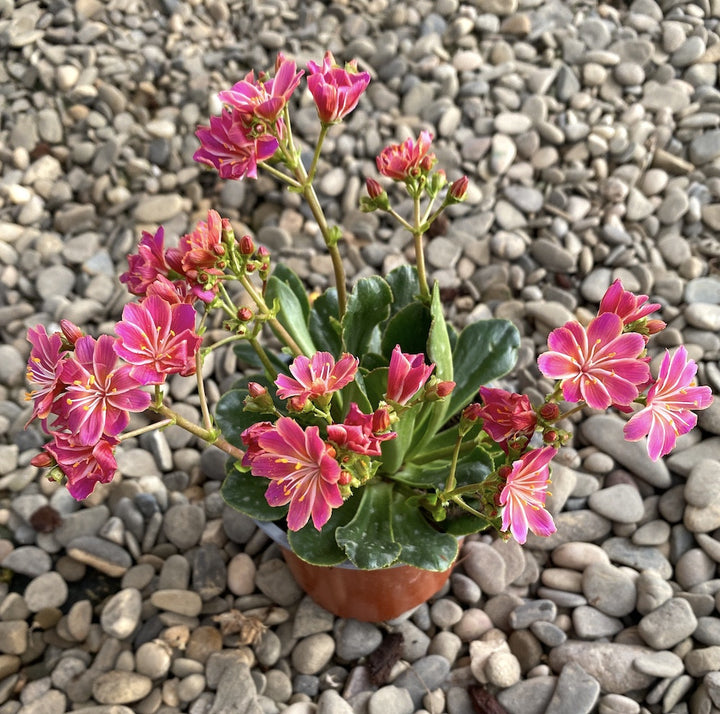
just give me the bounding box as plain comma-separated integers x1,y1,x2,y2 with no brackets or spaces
25,52,713,622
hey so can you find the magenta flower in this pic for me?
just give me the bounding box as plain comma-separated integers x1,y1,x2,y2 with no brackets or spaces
114,296,202,385
476,387,537,450
45,433,119,500
249,417,343,531
624,346,713,460
599,279,666,337
217,53,303,126
275,352,358,406
537,312,649,410
120,227,170,297
306,51,370,124
25,325,65,425
166,210,225,283
376,131,436,182
499,446,557,544
194,109,279,181
386,345,435,406
55,335,152,445
145,275,198,305
241,421,274,468
327,403,396,456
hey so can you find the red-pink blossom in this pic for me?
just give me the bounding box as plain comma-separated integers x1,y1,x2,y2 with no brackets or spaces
194,109,279,180
499,446,557,544
275,352,358,406
599,279,666,337
55,335,151,445
166,210,225,283
45,433,119,500
537,312,649,410
376,131,436,182
114,295,202,385
386,345,435,406
241,421,274,468
249,417,343,531
120,227,170,297
327,403,396,456
306,51,370,124
624,346,713,460
25,325,65,425
145,275,198,305
217,53,303,126
476,387,537,449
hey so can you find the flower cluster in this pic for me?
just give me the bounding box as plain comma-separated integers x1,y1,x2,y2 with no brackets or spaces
25,50,714,569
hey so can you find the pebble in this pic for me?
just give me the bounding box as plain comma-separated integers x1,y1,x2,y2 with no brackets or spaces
588,484,645,524
100,588,142,639
545,660,600,714
637,597,698,649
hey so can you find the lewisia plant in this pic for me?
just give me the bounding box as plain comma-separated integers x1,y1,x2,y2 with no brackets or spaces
26,52,713,571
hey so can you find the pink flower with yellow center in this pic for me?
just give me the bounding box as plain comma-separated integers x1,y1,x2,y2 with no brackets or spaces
25,325,65,425
250,417,343,531
275,352,358,407
385,345,435,406
217,53,303,126
376,130,436,182
537,312,649,410
194,109,279,181
476,386,537,450
499,446,557,544
56,335,151,445
114,295,202,385
120,227,170,297
327,403,396,456
45,433,119,500
306,51,370,124
599,279,666,337
624,346,713,460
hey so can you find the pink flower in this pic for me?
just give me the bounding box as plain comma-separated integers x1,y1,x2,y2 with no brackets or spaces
45,433,119,500
599,279,666,337
624,346,713,460
376,131,436,182
120,227,170,297
537,312,649,410
145,275,198,305
386,345,435,406
25,325,65,425
306,51,370,124
194,109,279,180
217,53,303,126
241,421,274,468
114,295,202,385
55,335,151,445
249,417,343,531
499,446,557,544
275,352,358,406
166,210,225,283
476,387,537,449
327,403,396,456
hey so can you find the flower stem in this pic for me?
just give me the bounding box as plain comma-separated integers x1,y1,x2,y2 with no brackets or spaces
442,433,465,495
258,161,302,189
249,336,278,381
196,350,213,431
119,418,174,441
413,195,430,301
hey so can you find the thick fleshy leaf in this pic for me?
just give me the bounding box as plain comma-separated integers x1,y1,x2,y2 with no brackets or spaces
393,447,494,489
445,508,496,536
447,319,520,418
378,401,422,475
266,276,316,356
335,481,401,569
308,289,342,356
392,495,458,571
287,494,361,566
233,341,289,375
272,264,310,321
386,265,421,317
381,302,431,359
341,276,392,357
221,464,288,521
215,387,272,447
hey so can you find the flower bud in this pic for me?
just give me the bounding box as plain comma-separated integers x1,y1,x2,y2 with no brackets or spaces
257,246,270,257
239,235,255,255
237,307,253,322
366,177,384,199
449,176,469,202
31,452,55,468
435,380,455,398
539,403,560,420
462,403,483,422
363,177,390,211
544,430,557,443
339,471,352,486
60,319,83,346
372,407,391,433
247,382,267,398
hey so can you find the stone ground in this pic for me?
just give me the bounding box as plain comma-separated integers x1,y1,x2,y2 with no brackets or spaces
1,0,720,713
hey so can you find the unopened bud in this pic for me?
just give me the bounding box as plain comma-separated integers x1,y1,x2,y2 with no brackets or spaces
257,246,270,257
60,319,83,346
237,307,253,322
339,471,352,486
448,176,469,202
420,153,437,171
239,235,255,255
544,430,557,443
372,407,391,433
247,382,267,398
462,403,483,422
539,403,560,420
498,465,512,481
287,396,307,412
31,452,55,468
435,380,455,398
366,177,384,199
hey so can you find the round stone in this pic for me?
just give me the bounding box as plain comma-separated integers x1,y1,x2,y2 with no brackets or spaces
100,588,142,639
24,572,68,612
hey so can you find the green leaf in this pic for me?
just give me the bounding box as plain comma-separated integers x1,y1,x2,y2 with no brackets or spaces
271,264,310,321
447,319,520,418
287,495,361,566
392,495,459,571
363,367,389,407
378,401,421,475
381,302,431,359
427,283,453,382
233,341,289,374
341,276,392,357
265,276,316,356
221,466,287,521
445,508,496,536
308,289,342,356
214,389,259,447
335,481,401,568
385,265,421,317
393,447,494,489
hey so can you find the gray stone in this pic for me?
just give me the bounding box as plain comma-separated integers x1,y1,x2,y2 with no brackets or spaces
368,686,413,714
392,655,451,708
572,606,624,639
601,537,672,578
208,661,259,714
582,562,636,617
497,677,556,714
92,671,153,705
66,536,132,577
163,504,205,550
509,599,556,629
545,661,600,714
638,597,698,649
100,588,142,639
588,484,644,524
335,619,383,661
24,571,68,611
632,650,684,678
291,634,335,675
1,546,52,577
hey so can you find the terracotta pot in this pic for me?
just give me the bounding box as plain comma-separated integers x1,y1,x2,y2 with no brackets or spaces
255,521,458,622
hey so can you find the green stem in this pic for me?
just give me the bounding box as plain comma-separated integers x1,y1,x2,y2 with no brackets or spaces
413,195,430,301
442,433,465,495
196,350,213,431
557,402,587,420
249,337,278,381
307,123,329,185
258,161,302,188
203,333,247,354
450,495,486,519
119,418,174,441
